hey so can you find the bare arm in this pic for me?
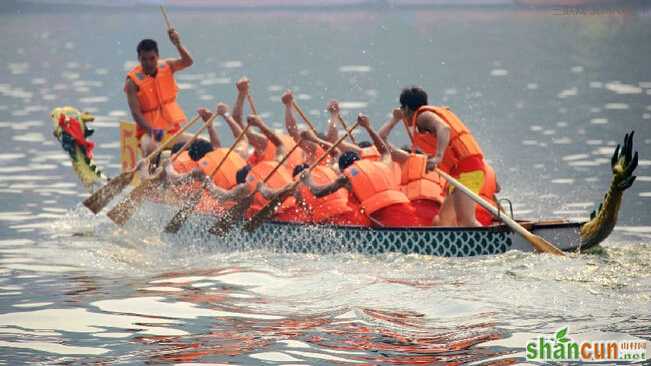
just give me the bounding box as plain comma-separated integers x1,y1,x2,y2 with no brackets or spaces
419,112,450,161
303,173,349,198
125,78,151,133
325,101,341,143
389,142,410,163
166,29,193,72
281,90,301,143
232,78,248,128
378,109,402,141
258,181,294,200
205,181,250,201
358,114,391,161
249,115,284,158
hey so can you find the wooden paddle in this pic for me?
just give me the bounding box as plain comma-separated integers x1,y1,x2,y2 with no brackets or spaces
83,114,201,214
106,119,213,226
164,123,253,234
336,112,357,145
207,137,307,235
401,120,565,256
160,5,173,30
291,100,319,134
243,121,360,232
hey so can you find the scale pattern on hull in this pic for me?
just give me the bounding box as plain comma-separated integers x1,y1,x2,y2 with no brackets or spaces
200,222,514,257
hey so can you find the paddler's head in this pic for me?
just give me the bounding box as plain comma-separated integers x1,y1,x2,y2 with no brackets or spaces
236,165,252,185
338,151,360,171
137,39,159,76
188,140,213,161
357,141,372,148
399,86,428,125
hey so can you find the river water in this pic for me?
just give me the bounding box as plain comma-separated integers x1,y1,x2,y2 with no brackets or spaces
1,2,650,365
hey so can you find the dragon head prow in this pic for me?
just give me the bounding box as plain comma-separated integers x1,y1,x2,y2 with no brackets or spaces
50,105,107,192
51,106,95,139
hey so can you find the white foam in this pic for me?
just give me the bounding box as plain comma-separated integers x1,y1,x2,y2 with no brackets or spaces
221,60,242,68
0,341,109,355
140,286,184,292
250,352,302,362
338,65,372,73
526,83,538,90
571,66,584,73
557,87,577,98
639,192,651,198
590,117,608,125
605,103,629,110
12,132,45,142
605,82,642,94
490,69,508,76
200,77,230,86
338,101,367,109
79,96,108,104
551,178,574,184
13,302,53,308
562,154,589,161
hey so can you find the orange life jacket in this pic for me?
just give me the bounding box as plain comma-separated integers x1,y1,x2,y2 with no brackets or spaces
298,165,351,223
343,159,409,216
409,106,483,172
256,134,304,171
359,146,401,185
197,148,247,189
400,154,445,204
312,144,332,166
360,146,380,161
172,151,198,174
127,63,186,131
246,161,296,212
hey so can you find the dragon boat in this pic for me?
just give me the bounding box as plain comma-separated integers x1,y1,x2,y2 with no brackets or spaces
51,107,639,257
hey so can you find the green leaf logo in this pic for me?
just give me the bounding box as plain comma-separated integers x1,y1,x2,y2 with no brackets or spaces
555,327,570,343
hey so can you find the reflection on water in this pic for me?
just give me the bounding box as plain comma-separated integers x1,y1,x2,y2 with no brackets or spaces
1,3,650,364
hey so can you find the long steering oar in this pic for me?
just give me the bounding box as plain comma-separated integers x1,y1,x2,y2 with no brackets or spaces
436,169,565,256
83,114,201,214
208,138,307,235
164,123,253,234
401,121,565,256
106,119,213,226
244,121,361,232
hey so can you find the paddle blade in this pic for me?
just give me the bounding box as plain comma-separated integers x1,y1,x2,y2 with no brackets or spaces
164,191,203,234
243,196,283,232
526,233,566,256
208,198,250,235
83,171,134,214
106,177,162,226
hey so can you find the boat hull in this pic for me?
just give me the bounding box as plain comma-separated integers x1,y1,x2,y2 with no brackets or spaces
150,202,591,257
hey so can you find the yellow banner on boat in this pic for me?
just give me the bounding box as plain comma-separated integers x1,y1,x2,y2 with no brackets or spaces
120,121,178,185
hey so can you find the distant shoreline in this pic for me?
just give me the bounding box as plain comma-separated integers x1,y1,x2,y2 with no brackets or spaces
4,0,650,13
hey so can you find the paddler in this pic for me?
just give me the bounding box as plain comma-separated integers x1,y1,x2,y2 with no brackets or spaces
161,139,251,212
395,86,498,227
124,28,194,160
281,90,336,166
232,115,303,222
377,108,446,226
232,78,304,170
301,114,421,228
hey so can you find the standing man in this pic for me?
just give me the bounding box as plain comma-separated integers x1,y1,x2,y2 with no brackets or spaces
397,86,491,227
124,27,194,158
